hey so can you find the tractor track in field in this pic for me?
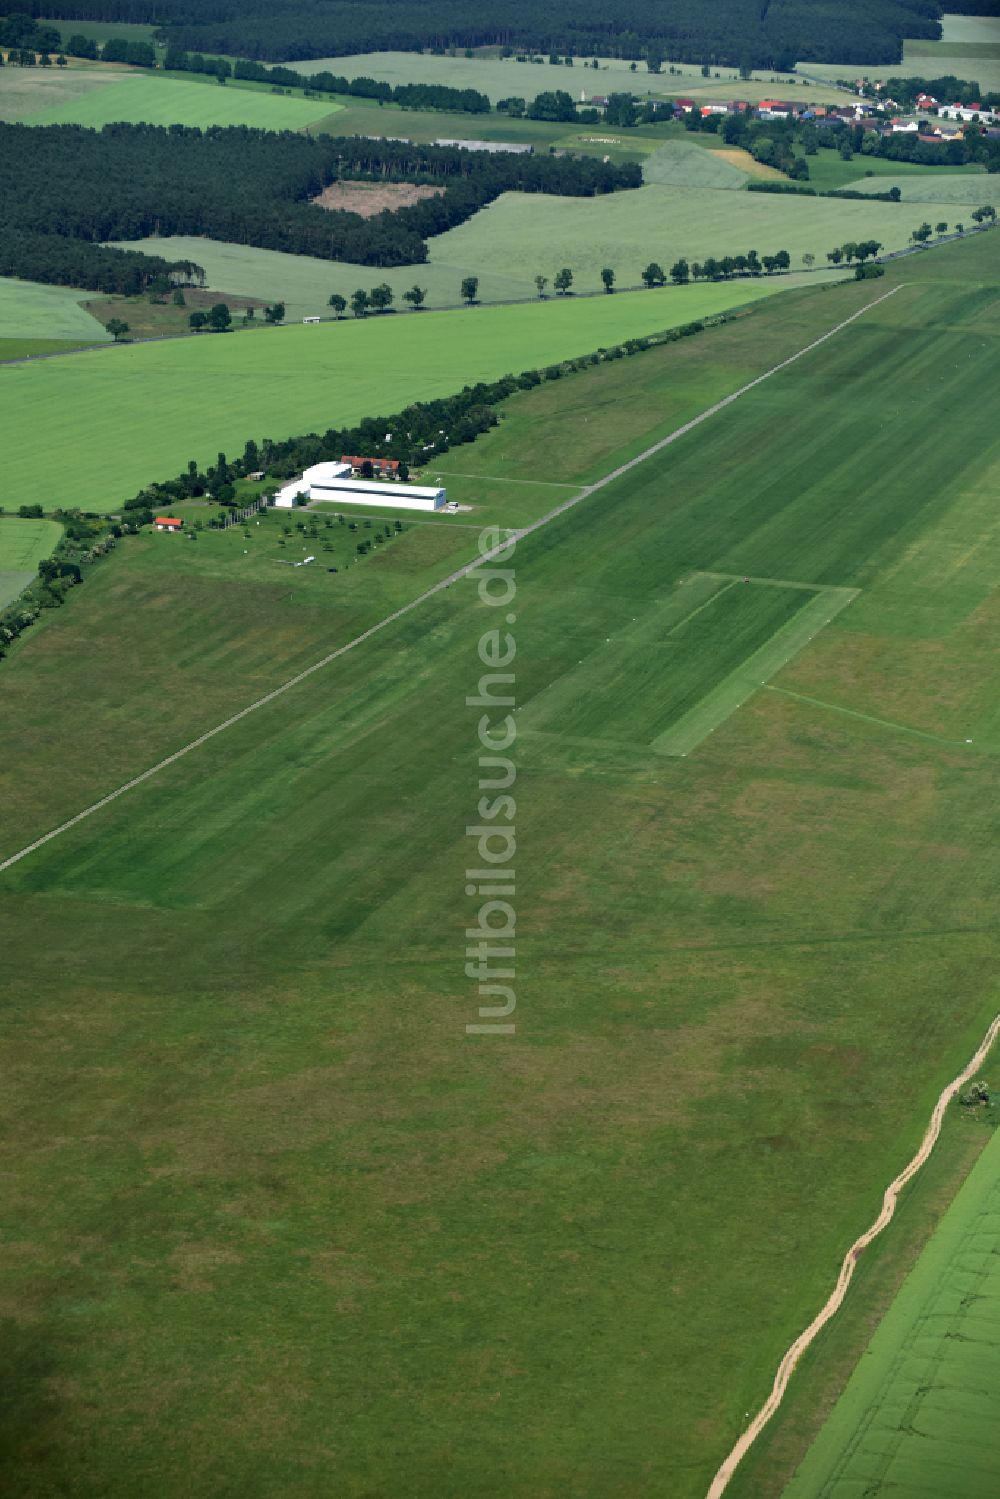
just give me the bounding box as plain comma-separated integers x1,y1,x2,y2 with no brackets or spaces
0,283,901,877
705,1009,1000,1499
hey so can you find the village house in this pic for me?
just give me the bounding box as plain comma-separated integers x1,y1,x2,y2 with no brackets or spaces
154,516,183,532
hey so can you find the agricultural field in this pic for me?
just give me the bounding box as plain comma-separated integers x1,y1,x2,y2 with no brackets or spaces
0,517,61,608
642,139,751,189
780,1123,1000,1498
0,276,109,342
1,234,999,1499
940,14,1000,46
797,14,1000,92
107,234,533,319
290,47,847,106
0,337,98,362
0,65,119,122
801,153,984,193
18,71,341,129
0,277,819,513
427,183,920,288
300,90,676,154
843,173,1000,206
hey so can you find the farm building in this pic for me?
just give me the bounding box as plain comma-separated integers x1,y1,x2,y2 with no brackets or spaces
274,462,446,512
154,516,183,531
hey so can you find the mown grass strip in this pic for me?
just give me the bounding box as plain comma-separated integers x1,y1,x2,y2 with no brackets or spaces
652,584,858,756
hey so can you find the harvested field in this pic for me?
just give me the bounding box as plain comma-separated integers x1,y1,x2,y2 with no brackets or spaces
312,181,445,216
710,146,788,182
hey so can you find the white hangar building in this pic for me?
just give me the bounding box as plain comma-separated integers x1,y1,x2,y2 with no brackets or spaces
274,461,446,512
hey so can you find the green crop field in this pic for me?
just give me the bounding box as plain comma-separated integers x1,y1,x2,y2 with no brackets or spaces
0,516,61,607
22,71,341,129
940,14,1000,47
427,183,923,287
109,228,830,319
0,276,109,341
1,233,999,1497
843,174,1000,206
642,139,749,189
0,278,813,514
781,1124,1000,1498
798,14,1000,91
106,234,536,318
802,153,983,193
291,48,847,106
0,66,120,122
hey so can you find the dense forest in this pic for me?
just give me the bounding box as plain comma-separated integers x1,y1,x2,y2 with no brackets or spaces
19,0,947,69
0,122,640,292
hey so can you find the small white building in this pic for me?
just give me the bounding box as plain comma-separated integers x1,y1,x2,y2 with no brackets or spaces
274,461,446,512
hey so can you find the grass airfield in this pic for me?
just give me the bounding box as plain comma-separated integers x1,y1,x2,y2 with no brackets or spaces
1,234,999,1495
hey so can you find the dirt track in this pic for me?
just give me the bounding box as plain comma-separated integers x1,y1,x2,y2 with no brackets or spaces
705,1010,1000,1499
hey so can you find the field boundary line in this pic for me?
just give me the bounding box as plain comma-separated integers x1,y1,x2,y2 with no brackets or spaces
0,285,901,878
764,683,978,749
705,1009,1000,1499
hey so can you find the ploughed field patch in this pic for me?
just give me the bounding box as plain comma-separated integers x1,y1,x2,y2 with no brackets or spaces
311,181,445,217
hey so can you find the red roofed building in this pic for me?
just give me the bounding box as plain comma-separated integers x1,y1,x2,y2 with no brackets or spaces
341,456,400,477
154,516,184,531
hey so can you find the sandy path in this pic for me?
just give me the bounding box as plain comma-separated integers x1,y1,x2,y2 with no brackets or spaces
705,1010,1000,1499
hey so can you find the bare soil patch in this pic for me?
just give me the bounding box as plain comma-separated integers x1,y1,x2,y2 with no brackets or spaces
311,181,445,217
